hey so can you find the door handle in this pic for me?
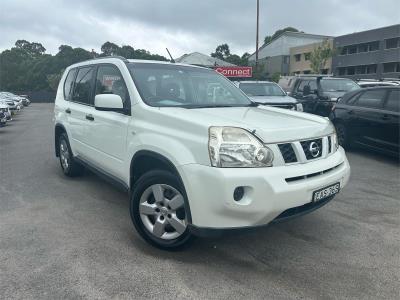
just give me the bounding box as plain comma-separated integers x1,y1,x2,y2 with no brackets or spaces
86,114,94,121
381,115,390,120
65,108,71,114
348,110,354,115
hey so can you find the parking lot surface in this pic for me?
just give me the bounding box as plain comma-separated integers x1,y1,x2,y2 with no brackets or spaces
0,103,399,299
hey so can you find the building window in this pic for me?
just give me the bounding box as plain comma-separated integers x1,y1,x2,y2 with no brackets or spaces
338,67,346,76
366,64,377,74
304,53,311,61
294,54,301,62
340,47,348,55
385,37,400,49
283,56,290,64
369,41,380,51
347,66,355,75
321,69,329,74
303,70,311,74
383,62,400,73
358,43,368,53
348,45,357,54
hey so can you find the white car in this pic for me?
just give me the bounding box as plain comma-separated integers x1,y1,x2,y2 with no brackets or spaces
0,102,12,121
235,81,303,111
54,57,350,249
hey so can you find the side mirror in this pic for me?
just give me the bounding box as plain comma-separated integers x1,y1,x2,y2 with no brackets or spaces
95,94,124,112
303,85,311,96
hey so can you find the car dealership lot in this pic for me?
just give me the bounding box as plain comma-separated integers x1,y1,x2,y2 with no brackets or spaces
0,104,399,299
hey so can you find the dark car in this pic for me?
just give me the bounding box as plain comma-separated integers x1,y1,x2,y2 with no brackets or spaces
330,87,399,157
289,76,360,117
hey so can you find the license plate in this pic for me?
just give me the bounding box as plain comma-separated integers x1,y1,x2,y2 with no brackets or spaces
313,183,340,202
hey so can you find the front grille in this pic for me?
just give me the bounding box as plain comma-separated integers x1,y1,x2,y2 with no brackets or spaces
300,139,323,160
278,143,297,163
285,163,343,183
328,136,332,153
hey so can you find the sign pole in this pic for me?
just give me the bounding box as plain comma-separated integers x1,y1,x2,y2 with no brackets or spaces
255,0,259,69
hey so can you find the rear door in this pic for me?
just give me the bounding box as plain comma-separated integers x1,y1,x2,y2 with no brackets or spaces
381,89,400,153
350,89,388,148
86,64,131,179
68,66,96,158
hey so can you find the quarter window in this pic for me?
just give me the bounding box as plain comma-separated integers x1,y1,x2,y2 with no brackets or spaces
63,69,77,100
385,90,400,112
95,65,130,109
355,90,386,108
72,67,95,105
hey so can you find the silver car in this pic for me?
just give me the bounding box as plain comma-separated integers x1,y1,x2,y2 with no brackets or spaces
235,81,303,111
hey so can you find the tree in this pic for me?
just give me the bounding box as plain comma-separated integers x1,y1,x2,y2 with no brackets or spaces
270,72,281,83
309,39,336,74
100,41,120,56
47,70,64,91
264,27,299,44
15,39,46,56
211,44,231,60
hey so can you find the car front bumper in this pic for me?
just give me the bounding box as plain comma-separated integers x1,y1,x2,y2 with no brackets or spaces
180,147,350,231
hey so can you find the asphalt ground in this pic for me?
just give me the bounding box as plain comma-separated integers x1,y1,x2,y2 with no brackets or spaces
0,104,399,299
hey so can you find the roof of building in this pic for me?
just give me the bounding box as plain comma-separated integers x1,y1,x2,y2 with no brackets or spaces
249,31,332,60
175,52,236,67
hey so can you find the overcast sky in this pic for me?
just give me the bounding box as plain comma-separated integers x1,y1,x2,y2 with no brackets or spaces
1,0,399,57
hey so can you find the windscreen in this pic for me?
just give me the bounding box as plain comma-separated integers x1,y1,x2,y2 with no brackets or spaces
128,63,252,108
239,82,286,96
321,79,359,92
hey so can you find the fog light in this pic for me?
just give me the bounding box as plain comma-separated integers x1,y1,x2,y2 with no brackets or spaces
233,187,245,201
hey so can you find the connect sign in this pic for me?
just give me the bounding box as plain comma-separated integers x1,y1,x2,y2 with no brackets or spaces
214,66,253,78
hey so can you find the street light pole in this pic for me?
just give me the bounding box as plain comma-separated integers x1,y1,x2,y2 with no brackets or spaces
255,0,259,68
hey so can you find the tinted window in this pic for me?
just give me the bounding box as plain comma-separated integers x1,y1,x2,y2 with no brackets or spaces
72,67,95,105
63,69,77,100
355,90,386,108
385,90,400,112
296,80,308,92
95,65,130,109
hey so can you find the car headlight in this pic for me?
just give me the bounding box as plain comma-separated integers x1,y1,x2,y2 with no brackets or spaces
208,127,274,168
296,103,303,112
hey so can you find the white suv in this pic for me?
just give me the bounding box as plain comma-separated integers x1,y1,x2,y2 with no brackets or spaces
54,57,350,249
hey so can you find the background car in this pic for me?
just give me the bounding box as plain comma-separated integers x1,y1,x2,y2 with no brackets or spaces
235,80,303,111
0,102,12,121
330,86,399,157
288,75,360,116
357,80,399,88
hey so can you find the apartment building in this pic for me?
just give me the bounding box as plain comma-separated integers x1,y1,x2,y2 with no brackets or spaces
289,39,333,75
332,24,400,79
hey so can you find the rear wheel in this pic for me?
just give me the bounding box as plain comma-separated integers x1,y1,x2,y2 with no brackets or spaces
58,133,84,177
130,170,193,250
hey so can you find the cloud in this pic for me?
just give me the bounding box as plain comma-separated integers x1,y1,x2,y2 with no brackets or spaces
0,0,399,57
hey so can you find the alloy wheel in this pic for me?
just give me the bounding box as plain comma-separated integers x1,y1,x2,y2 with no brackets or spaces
139,184,187,240
60,139,70,170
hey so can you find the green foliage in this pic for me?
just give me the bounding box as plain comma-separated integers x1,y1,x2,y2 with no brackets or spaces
0,40,167,92
210,45,250,66
264,27,300,45
309,39,335,74
270,72,281,83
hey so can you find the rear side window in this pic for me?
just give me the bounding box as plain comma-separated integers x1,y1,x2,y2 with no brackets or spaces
72,67,95,105
385,90,400,112
95,65,130,109
63,69,77,100
355,89,386,108
296,80,308,92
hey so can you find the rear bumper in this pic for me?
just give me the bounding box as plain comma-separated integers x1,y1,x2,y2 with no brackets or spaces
179,147,350,231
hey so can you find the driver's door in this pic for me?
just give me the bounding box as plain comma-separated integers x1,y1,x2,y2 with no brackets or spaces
86,64,131,179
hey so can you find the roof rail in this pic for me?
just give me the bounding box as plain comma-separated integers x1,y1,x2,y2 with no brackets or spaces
92,55,129,63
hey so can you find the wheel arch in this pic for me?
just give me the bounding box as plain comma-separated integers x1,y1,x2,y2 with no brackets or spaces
130,150,192,223
54,123,67,157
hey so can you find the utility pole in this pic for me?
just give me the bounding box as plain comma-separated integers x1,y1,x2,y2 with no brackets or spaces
255,0,260,68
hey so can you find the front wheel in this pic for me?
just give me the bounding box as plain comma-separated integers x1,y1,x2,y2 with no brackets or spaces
58,133,84,177
130,170,193,250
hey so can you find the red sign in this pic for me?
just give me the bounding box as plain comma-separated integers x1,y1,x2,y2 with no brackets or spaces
214,66,252,78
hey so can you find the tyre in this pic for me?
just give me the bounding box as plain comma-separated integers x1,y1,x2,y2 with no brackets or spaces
335,122,349,148
130,170,193,250
58,132,84,177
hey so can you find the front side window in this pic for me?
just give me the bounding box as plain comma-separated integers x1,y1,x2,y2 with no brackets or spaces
63,68,77,100
128,63,252,108
95,65,130,109
239,82,285,96
385,90,400,112
72,67,95,105
355,90,386,108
